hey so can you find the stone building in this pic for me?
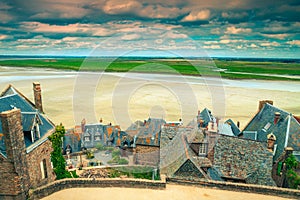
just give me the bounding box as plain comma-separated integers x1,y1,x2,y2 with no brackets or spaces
160,129,211,179
208,134,275,186
126,118,165,167
241,100,300,161
63,119,130,154
0,83,56,199
159,111,275,186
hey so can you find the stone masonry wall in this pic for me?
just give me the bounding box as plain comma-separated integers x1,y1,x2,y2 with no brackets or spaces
168,178,299,199
0,159,24,197
135,145,160,166
29,178,166,200
26,139,56,189
0,109,30,199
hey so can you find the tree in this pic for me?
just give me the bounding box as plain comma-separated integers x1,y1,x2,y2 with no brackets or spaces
285,154,300,189
48,124,71,179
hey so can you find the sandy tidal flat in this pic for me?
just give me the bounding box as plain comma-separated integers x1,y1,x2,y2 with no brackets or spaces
1,66,300,130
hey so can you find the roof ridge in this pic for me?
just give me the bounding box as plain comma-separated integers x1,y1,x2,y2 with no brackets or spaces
265,103,291,115
0,93,18,100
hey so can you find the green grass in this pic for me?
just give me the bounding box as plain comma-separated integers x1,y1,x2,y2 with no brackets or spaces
0,58,299,81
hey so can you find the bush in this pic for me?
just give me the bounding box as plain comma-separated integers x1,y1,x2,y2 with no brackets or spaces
112,149,121,157
287,169,300,189
118,158,129,165
86,150,94,159
95,143,105,151
108,155,128,165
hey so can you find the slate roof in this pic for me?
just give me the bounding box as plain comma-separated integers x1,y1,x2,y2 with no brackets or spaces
242,103,300,161
211,134,275,186
0,85,55,157
225,119,240,136
81,123,121,148
160,131,211,178
126,118,166,147
197,108,214,128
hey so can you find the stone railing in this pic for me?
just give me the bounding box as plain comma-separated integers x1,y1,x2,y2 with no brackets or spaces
167,177,300,199
29,177,166,200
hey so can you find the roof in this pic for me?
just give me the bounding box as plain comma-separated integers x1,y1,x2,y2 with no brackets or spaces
197,108,214,127
0,85,55,157
127,118,166,147
160,131,211,178
212,134,275,186
242,103,300,161
225,119,240,136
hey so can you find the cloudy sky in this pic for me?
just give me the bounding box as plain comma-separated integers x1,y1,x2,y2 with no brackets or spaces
0,0,299,58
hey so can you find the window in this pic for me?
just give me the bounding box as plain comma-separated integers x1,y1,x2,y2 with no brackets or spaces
262,122,271,132
95,136,100,141
199,143,208,156
40,159,48,179
85,137,90,142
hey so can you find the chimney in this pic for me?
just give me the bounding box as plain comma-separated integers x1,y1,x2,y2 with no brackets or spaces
81,118,86,132
274,112,281,124
258,100,273,111
33,82,43,113
267,133,276,152
0,108,30,196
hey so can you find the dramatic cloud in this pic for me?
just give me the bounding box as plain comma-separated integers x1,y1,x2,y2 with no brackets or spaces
181,9,211,22
0,0,299,58
225,26,252,34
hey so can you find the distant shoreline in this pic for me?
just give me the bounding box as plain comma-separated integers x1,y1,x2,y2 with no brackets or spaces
0,57,299,81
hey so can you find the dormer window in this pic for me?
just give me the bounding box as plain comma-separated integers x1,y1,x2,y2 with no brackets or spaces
199,143,208,156
94,136,100,141
31,117,41,143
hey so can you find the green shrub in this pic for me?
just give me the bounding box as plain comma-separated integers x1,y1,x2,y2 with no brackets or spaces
95,143,105,151
287,169,300,189
112,149,121,157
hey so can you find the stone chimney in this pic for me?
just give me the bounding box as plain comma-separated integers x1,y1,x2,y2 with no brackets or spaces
0,108,30,198
81,118,86,132
267,133,276,152
274,112,281,125
33,82,43,113
258,100,273,111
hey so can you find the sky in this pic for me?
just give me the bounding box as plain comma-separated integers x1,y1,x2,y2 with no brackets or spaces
0,0,299,58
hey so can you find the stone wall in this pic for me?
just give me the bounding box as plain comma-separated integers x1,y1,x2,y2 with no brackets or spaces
0,109,30,199
168,178,300,199
135,145,160,166
0,159,25,198
29,178,166,200
26,139,56,188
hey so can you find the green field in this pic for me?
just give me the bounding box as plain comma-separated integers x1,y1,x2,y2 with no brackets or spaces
0,58,299,81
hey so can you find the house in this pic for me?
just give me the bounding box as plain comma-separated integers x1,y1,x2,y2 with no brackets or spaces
208,133,275,186
63,119,130,154
160,129,211,179
159,111,275,186
241,100,300,161
0,83,56,199
126,118,165,166
196,108,240,136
